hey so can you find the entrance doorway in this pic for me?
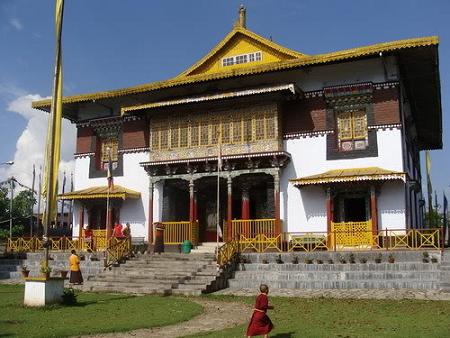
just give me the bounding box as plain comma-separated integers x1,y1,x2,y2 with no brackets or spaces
334,192,369,222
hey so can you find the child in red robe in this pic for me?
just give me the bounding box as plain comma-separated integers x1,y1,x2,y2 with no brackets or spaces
246,284,274,337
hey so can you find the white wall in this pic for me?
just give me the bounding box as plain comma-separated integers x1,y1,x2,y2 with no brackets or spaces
378,182,406,230
72,152,150,240
281,129,406,232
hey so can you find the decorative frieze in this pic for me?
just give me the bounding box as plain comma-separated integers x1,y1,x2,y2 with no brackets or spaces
368,123,402,131
283,130,334,140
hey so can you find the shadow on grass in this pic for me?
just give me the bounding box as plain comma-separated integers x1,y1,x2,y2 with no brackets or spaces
271,332,295,338
74,295,137,307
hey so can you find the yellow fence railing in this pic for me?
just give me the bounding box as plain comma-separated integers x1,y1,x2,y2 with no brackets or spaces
217,238,239,267
227,228,443,253
161,221,199,245
230,219,277,239
331,221,373,248
105,237,131,267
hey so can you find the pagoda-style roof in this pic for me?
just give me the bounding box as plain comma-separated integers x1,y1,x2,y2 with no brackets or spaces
58,185,141,200
31,10,441,150
290,167,407,187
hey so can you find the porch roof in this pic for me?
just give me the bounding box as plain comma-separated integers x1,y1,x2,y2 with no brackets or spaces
58,185,141,200
290,167,407,186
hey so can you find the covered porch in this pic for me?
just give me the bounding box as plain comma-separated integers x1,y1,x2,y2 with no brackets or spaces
291,167,408,249
143,151,289,246
58,185,141,250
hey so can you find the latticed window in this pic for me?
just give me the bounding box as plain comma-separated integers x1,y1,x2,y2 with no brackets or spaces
160,129,169,150
221,117,230,144
255,117,265,140
190,122,199,147
200,124,209,146
170,122,179,149
179,121,188,148
151,127,160,150
337,110,368,151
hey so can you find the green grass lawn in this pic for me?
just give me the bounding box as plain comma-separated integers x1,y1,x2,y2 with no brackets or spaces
188,295,450,338
0,284,203,338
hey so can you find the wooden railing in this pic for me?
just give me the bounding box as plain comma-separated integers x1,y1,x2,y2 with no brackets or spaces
331,221,373,248
217,238,239,267
230,219,277,239
230,228,444,253
161,221,199,245
105,237,131,267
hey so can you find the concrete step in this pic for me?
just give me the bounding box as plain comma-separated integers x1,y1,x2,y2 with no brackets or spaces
89,275,188,284
239,263,441,272
228,279,440,290
82,284,173,295
233,271,441,281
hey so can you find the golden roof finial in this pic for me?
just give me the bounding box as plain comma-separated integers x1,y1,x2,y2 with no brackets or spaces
238,5,246,28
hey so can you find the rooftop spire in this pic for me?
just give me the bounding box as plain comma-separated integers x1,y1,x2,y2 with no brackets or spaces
238,5,246,28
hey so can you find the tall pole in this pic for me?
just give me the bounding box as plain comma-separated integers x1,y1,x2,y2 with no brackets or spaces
29,165,36,237
68,172,73,229
37,166,42,233
60,171,66,227
9,178,14,239
44,0,65,267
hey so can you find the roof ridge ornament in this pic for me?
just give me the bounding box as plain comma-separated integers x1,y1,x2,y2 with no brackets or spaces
238,5,246,28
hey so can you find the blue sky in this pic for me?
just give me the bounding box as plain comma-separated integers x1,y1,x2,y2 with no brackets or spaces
0,0,448,203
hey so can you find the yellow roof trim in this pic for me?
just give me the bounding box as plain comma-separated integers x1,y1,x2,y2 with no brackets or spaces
32,36,438,110
121,83,297,114
176,26,307,78
58,185,141,200
290,167,407,186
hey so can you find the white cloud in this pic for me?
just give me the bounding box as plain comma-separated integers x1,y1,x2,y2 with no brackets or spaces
10,18,23,31
0,94,76,193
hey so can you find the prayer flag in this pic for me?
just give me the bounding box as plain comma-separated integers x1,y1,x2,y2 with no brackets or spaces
42,0,64,225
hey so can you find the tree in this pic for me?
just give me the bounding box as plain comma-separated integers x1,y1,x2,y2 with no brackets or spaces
0,187,36,239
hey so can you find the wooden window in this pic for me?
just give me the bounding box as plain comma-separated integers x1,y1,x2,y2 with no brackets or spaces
243,117,252,142
190,121,199,147
337,110,368,151
160,128,168,150
255,116,265,140
221,117,230,144
211,119,220,145
170,122,179,149
266,114,276,139
151,127,160,150
179,121,188,148
232,116,242,143
200,123,209,146
101,137,118,163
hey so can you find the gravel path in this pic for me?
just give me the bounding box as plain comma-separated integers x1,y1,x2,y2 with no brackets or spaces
79,298,251,338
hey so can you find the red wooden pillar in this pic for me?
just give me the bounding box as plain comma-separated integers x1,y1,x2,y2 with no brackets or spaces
370,185,378,234
326,187,333,234
227,176,233,241
241,186,250,220
274,172,281,236
148,179,154,244
78,205,84,239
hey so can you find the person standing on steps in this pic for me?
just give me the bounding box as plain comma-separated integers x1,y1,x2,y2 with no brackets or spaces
246,284,274,338
69,249,83,285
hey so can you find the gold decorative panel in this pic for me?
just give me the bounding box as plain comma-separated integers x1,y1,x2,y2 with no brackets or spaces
149,103,281,161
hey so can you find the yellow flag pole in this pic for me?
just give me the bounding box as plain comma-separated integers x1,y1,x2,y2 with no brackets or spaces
43,0,65,269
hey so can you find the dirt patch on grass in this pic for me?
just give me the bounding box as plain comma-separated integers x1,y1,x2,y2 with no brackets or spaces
81,298,251,338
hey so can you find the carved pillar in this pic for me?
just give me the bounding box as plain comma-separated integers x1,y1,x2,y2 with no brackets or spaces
370,185,378,234
273,171,281,235
148,179,154,244
227,176,233,241
241,185,250,220
189,179,195,223
78,205,84,239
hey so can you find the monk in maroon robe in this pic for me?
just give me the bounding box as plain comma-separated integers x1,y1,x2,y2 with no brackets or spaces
247,284,274,337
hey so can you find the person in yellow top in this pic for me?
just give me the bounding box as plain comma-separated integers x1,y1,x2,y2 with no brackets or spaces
69,249,83,285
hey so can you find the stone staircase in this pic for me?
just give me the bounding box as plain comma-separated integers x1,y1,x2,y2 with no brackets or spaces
79,252,229,296
229,251,450,291
439,250,450,292
0,252,104,280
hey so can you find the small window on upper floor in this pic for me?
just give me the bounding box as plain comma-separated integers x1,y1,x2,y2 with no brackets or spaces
222,51,262,67
100,137,119,170
336,110,368,151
